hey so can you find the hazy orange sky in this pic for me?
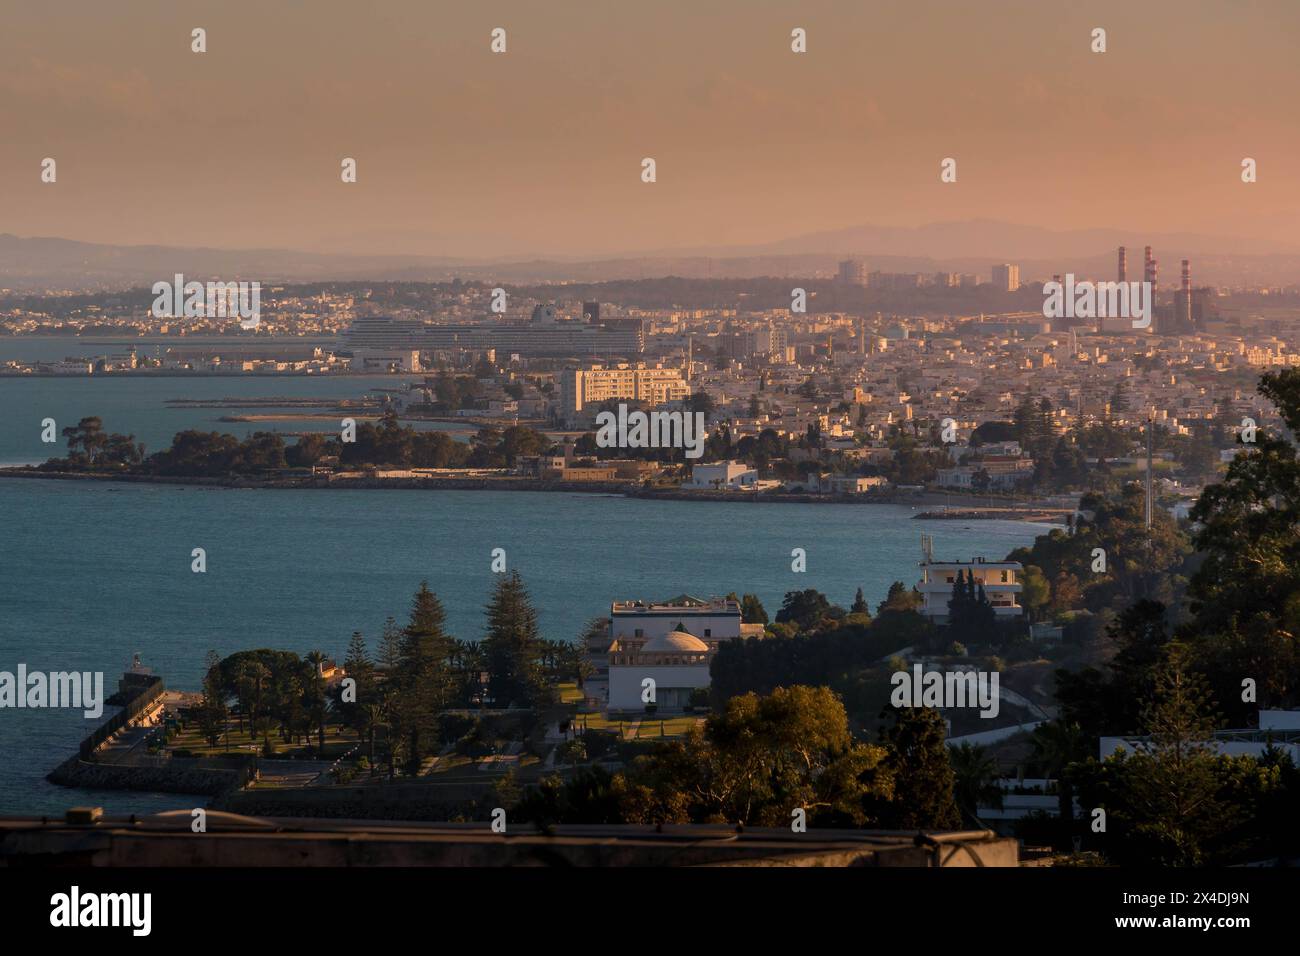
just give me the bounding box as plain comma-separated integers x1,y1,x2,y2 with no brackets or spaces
3,0,1297,257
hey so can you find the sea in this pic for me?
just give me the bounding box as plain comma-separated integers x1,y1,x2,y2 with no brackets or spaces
0,352,1053,815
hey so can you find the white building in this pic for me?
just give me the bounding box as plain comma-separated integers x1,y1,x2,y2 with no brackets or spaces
607,631,714,712
917,558,1024,623
558,363,689,419
593,595,760,712
687,460,758,490
935,460,1033,490
1100,710,1300,762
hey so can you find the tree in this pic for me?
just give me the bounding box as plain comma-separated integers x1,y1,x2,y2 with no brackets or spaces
878,581,921,615
775,589,836,631
874,706,961,829
740,594,768,625
196,650,228,750
340,631,378,760
482,571,547,708
950,742,1002,823
1055,599,1173,747
948,570,996,645
1019,565,1051,623
851,588,870,615
303,649,330,752
687,391,715,419
1076,647,1234,866
1030,720,1086,832
1182,368,1300,719
635,686,893,827
61,416,107,463
394,582,454,775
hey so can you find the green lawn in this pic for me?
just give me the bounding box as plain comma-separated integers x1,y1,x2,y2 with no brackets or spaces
555,682,585,704
167,721,361,759
633,716,702,738
574,712,702,738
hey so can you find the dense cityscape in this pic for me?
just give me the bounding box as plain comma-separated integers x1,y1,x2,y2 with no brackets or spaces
5,0,1298,938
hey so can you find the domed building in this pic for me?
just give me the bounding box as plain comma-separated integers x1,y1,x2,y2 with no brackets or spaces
586,595,762,713
607,628,713,713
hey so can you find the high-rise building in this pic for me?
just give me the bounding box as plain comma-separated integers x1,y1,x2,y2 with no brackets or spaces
1117,246,1127,283
991,263,1020,292
583,301,600,324
837,259,869,286
1170,259,1195,332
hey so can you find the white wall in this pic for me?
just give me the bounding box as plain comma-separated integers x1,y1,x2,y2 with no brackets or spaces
609,664,711,711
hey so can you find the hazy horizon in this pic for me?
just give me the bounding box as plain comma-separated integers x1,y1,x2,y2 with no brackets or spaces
4,0,1298,259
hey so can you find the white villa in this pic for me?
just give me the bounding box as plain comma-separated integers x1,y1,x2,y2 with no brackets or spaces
686,460,758,490
587,595,761,713
917,557,1024,623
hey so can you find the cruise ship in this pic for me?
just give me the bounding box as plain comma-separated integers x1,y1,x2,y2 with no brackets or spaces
341,310,643,359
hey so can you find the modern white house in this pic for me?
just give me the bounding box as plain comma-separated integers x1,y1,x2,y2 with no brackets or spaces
686,460,758,490
1100,709,1300,762
917,557,1024,623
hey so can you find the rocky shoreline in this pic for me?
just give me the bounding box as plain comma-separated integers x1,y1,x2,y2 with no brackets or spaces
46,754,247,797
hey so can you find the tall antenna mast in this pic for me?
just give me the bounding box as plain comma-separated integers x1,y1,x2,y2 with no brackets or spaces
1145,417,1154,530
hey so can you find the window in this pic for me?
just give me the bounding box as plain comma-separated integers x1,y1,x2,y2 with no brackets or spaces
704,629,712,637
634,628,643,637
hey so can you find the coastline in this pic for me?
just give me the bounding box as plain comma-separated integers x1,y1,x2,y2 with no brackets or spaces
0,466,1071,520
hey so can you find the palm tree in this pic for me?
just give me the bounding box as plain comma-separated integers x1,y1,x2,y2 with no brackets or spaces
304,650,329,751
1030,720,1086,826
949,742,1002,824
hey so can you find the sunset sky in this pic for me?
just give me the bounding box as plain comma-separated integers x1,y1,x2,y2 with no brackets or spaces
3,0,1297,257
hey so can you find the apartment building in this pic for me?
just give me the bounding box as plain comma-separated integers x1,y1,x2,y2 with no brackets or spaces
917,557,1024,623
558,362,690,421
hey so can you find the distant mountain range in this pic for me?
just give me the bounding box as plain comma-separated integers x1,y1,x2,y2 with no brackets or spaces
3,221,1299,291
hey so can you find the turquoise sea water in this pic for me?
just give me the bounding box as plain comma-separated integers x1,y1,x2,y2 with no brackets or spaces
0,373,467,466
0,369,1054,815
0,477,1050,815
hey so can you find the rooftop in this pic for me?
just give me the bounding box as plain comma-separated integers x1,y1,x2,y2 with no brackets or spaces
612,595,741,615
0,813,1018,867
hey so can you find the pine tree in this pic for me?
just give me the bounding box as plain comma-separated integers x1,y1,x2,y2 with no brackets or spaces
197,650,228,750
851,587,870,615
483,570,547,707
876,706,961,829
340,631,376,754
395,582,454,775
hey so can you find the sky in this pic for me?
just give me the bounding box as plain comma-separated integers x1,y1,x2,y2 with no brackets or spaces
2,0,1298,258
